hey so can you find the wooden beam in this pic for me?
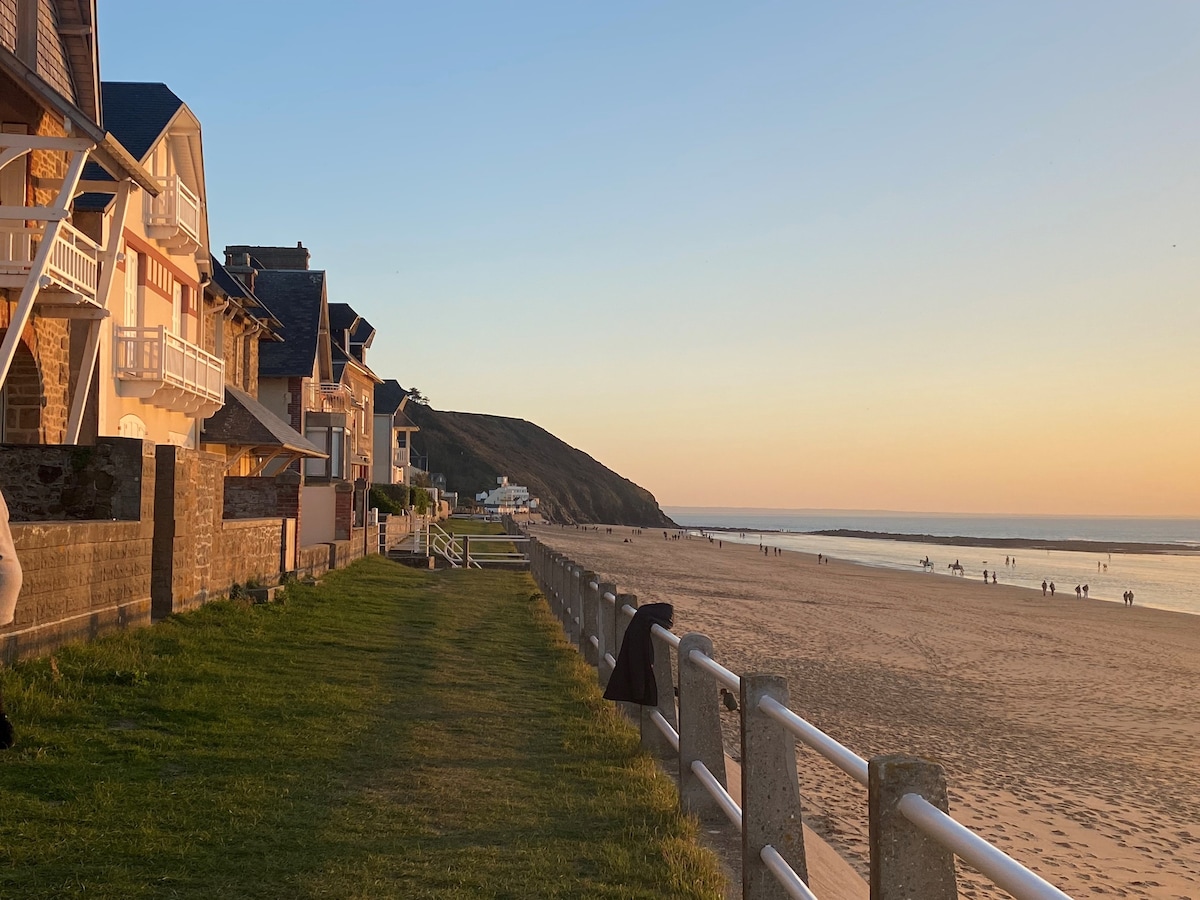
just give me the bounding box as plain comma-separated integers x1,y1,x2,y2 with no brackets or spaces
249,448,286,477
34,304,108,319
0,134,95,152
222,447,251,473
0,205,69,221
0,146,31,173
0,147,87,399
66,180,131,443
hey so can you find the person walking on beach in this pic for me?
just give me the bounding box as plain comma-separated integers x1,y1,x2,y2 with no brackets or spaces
983,569,989,584
1082,584,1089,598
1049,581,1055,596
1075,584,1082,599
1127,589,1134,606
992,571,997,584
817,553,822,564
1042,580,1048,596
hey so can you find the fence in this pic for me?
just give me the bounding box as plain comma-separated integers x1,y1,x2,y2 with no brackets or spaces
417,521,529,568
525,535,1075,900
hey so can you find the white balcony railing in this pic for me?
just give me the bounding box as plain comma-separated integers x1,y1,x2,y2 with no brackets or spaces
114,325,224,416
308,381,353,413
0,221,101,302
392,447,409,468
145,174,202,249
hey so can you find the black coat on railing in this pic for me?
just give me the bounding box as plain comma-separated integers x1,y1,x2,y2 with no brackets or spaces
603,603,674,705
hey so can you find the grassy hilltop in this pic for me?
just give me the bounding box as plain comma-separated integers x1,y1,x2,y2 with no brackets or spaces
407,404,676,528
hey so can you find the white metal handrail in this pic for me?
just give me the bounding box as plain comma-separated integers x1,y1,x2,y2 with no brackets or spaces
758,695,869,786
761,846,820,900
687,648,740,692
691,760,742,830
649,710,679,751
898,793,1072,900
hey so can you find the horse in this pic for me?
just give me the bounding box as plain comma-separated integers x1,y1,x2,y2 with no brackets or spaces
948,562,965,576
918,557,934,571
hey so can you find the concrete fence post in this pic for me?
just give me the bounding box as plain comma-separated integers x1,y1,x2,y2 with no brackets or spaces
613,592,636,665
642,622,679,758
550,553,564,619
741,674,808,899
597,579,616,684
566,566,582,645
869,754,958,900
678,632,728,824
581,571,600,667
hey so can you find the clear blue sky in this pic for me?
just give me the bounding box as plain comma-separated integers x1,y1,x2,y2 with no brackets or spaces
100,2,1200,514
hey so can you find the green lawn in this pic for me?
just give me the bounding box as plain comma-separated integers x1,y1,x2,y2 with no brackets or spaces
0,557,725,899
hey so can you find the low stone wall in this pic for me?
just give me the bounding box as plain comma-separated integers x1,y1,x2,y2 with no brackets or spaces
297,543,332,580
0,520,153,664
207,518,288,607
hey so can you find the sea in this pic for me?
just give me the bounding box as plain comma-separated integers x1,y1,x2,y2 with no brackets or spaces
664,508,1200,618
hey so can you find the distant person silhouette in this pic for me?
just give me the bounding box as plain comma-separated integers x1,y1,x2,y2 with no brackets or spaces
1075,584,1082,599
1049,582,1056,596
1082,584,1089,598
992,572,997,584
1042,580,1047,596
983,569,989,583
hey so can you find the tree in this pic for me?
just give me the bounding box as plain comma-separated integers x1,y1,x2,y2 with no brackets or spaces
408,388,429,406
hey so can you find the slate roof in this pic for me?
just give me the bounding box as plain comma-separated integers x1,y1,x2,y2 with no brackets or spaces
202,386,326,457
374,379,409,416
328,302,358,336
253,270,327,377
208,255,283,337
76,82,185,211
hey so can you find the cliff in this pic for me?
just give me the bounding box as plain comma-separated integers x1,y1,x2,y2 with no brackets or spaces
406,405,676,528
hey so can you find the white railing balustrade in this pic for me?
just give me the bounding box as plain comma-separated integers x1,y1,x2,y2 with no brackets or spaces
307,381,353,413
0,221,100,301
526,533,1079,900
114,325,224,415
146,174,202,245
414,521,529,569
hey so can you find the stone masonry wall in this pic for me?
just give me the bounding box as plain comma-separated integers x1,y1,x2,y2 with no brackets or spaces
0,438,147,520
212,519,286,595
0,520,153,665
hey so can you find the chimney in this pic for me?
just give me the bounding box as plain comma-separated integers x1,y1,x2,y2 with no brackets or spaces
224,251,256,292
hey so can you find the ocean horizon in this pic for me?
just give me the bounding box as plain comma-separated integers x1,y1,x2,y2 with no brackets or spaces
663,507,1200,617
664,507,1200,547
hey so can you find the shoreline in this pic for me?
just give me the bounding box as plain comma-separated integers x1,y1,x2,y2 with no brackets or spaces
686,524,1199,555
530,523,1200,898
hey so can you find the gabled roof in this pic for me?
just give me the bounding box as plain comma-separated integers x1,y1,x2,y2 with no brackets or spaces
253,270,328,378
98,82,184,161
374,379,409,415
202,386,326,457
332,343,382,385
76,82,197,214
328,302,376,362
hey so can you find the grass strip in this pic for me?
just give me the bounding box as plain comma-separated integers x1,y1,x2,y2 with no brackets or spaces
0,556,725,898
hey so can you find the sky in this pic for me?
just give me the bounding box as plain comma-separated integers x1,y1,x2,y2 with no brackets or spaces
99,2,1200,516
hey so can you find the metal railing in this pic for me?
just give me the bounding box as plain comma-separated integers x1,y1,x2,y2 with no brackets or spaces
146,174,202,244
415,521,529,569
0,221,100,301
526,535,1076,900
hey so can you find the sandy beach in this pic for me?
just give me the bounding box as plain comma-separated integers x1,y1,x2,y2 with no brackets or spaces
531,524,1200,900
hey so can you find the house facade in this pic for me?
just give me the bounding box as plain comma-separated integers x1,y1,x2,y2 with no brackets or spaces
372,379,420,486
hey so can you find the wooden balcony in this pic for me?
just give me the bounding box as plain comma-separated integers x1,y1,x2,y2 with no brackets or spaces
0,220,101,302
145,174,202,254
114,325,225,417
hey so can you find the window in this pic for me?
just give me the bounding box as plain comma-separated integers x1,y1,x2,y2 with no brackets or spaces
304,426,346,479
172,282,183,337
123,248,139,327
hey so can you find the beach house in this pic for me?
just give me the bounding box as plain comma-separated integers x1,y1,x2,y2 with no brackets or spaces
372,379,420,486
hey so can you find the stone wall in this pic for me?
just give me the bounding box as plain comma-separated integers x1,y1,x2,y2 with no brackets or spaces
296,543,332,580
212,519,287,595
0,519,152,664
0,438,149,520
